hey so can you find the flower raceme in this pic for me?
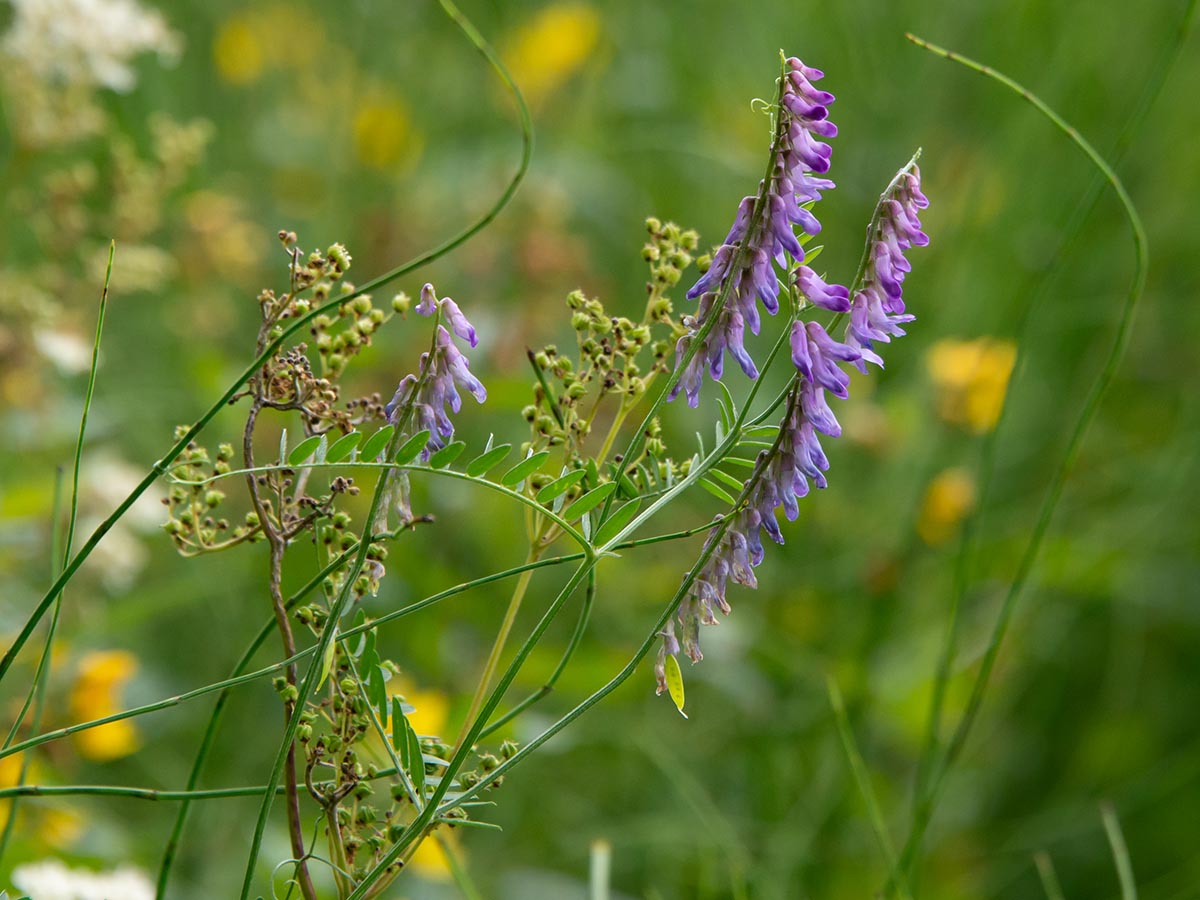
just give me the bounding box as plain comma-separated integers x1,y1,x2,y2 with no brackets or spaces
669,56,841,408
656,59,931,692
385,283,486,458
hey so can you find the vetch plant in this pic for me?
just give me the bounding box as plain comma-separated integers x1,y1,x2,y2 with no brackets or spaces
0,0,1161,897
0,14,935,894
3,1,1157,896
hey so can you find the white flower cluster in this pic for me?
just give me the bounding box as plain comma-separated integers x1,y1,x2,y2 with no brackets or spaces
2,0,180,92
10,860,154,900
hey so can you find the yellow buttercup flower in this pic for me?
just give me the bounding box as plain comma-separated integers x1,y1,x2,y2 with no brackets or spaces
213,15,264,85
353,91,413,170
926,337,1017,433
503,3,600,105
916,467,976,546
69,650,141,762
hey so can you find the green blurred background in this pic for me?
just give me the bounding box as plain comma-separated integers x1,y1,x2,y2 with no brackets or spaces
2,0,1198,897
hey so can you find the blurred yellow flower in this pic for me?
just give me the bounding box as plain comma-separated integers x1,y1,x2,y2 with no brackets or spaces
353,91,413,170
503,3,600,104
926,337,1016,433
213,16,264,85
38,806,84,847
916,467,976,546
409,831,456,882
391,681,449,738
214,6,325,85
69,650,141,762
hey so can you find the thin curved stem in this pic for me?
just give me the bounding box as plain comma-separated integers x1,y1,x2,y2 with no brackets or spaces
895,33,1149,888
912,0,1196,815
170,461,589,550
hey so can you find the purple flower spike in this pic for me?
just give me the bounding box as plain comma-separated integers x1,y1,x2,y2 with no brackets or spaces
843,161,930,371
669,56,846,407
385,285,486,457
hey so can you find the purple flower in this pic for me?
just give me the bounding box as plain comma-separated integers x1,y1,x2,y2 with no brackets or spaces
844,164,929,372
385,286,486,457
671,57,840,407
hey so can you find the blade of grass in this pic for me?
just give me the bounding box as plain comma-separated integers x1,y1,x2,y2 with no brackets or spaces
0,244,113,864
826,675,913,900
1034,851,1067,900
1101,802,1137,900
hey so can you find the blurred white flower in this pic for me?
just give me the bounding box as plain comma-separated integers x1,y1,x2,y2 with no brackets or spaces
11,859,154,900
3,0,180,92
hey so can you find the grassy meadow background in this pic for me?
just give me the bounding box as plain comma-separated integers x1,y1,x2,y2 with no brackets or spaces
1,0,1199,897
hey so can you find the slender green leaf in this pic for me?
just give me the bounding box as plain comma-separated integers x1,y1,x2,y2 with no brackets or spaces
723,457,756,469
707,468,746,492
563,482,617,521
500,450,551,486
615,469,639,500
326,431,362,464
391,697,405,757
360,425,395,461
288,435,323,465
278,430,288,465
317,630,338,689
536,469,586,503
465,443,512,477
393,429,430,465
594,499,641,546
429,441,466,469
665,654,687,719
699,477,738,506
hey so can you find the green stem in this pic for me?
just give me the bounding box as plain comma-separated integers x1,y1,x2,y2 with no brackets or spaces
170,462,589,550
438,832,485,900
478,567,596,740
895,33,1149,887
452,548,542,757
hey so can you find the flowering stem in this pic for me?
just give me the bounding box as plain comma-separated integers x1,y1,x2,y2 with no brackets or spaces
608,56,792,495
894,34,1149,891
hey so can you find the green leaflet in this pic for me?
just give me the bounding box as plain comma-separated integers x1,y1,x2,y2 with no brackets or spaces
360,425,396,461
593,499,641,546
563,482,617,520
393,429,431,465
325,431,362,463
536,469,586,504
465,443,512,477
429,441,466,469
287,435,322,466
500,450,551,486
